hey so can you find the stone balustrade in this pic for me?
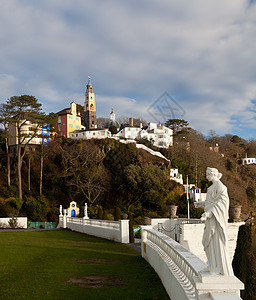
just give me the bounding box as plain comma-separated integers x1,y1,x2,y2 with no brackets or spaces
141,227,244,300
58,213,129,243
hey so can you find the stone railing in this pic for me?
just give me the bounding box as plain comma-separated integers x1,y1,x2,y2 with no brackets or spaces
141,227,244,300
58,214,129,243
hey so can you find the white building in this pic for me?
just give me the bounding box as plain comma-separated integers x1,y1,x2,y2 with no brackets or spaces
8,120,50,147
187,185,207,202
116,121,173,148
70,128,111,140
241,157,256,165
117,125,141,140
170,168,183,184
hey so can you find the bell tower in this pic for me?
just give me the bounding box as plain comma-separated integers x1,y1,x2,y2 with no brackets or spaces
84,76,97,129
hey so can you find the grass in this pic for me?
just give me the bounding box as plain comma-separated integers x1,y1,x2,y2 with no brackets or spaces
0,230,169,300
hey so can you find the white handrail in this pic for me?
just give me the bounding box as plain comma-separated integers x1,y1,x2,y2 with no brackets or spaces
145,228,206,297
142,227,244,300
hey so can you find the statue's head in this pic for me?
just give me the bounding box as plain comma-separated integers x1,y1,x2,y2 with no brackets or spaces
206,167,222,181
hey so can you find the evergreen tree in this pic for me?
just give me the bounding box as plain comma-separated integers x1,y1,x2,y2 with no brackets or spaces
232,224,256,299
2,95,46,199
245,252,256,300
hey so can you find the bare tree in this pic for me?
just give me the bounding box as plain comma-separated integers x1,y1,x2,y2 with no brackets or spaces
60,141,110,205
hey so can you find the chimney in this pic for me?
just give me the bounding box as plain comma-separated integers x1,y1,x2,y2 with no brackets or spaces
129,117,134,126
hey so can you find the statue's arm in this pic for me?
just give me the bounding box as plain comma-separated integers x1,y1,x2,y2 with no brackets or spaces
194,201,205,208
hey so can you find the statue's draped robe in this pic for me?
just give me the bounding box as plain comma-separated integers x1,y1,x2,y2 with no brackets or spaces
202,181,234,276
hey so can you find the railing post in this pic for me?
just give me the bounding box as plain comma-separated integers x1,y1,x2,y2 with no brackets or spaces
119,220,129,243
140,225,153,258
63,209,67,229
192,271,244,300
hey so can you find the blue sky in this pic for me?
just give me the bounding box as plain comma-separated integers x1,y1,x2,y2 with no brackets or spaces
0,0,256,139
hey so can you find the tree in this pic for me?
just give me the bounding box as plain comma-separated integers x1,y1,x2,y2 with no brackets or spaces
39,112,57,196
109,125,117,134
0,104,11,186
165,119,189,134
60,140,110,206
3,95,46,199
118,164,171,212
117,116,147,127
76,103,85,124
97,117,109,129
232,224,256,299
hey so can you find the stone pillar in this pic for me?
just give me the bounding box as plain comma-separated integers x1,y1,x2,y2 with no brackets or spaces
119,220,130,243
193,271,244,300
63,209,67,228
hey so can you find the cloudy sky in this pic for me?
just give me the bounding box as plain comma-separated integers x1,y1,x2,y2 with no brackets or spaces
0,0,256,139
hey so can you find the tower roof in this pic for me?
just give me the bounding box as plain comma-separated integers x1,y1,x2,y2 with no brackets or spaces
87,76,92,86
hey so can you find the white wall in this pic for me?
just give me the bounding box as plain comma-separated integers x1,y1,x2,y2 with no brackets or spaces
59,216,130,243
179,222,244,264
150,218,243,264
0,217,27,228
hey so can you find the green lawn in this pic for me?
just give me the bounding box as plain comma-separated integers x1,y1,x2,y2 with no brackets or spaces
0,230,169,300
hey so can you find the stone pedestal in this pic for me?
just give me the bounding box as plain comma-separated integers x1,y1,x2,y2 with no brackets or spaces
192,271,244,300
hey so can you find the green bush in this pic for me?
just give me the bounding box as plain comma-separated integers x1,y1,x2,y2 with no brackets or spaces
97,206,103,220
244,252,256,300
232,224,256,299
8,217,18,228
6,197,23,211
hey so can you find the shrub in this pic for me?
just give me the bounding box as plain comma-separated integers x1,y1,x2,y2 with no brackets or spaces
6,197,23,211
8,217,18,228
97,206,103,220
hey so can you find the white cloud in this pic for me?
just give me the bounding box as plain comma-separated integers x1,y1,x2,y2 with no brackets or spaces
0,0,255,138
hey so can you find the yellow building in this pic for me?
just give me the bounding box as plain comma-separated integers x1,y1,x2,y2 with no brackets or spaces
56,102,82,138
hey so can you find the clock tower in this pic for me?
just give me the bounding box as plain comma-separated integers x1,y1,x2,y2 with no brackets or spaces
84,76,97,129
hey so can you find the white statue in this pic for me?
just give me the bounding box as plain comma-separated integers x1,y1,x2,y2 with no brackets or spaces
59,205,63,216
195,167,233,276
83,203,89,219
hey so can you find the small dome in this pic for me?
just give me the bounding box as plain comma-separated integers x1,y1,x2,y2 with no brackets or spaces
105,120,120,129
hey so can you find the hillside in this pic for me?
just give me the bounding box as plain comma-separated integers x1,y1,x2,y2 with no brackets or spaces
0,130,256,222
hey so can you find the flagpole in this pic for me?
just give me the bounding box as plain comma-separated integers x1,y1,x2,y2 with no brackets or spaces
186,175,190,219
